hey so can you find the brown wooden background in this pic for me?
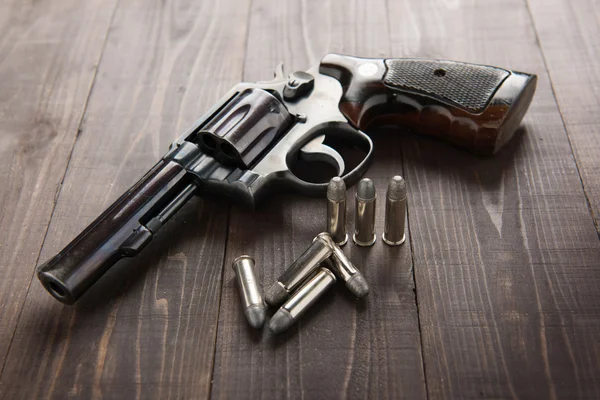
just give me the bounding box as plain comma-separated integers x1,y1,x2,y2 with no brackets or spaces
0,0,599,398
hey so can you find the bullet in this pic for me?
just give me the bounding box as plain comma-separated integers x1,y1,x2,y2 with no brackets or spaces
383,176,407,246
327,177,348,246
232,255,267,329
319,233,369,298
353,178,376,246
265,233,333,307
269,267,336,334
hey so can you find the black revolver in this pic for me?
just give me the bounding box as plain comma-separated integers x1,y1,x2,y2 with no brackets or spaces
38,54,537,304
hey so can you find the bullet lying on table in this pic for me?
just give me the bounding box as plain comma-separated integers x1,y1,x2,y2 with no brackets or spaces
318,233,369,298
265,233,332,307
232,256,267,329
269,267,337,334
265,232,370,333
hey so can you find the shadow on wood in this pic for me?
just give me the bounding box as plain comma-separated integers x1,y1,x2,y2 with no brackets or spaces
374,123,528,191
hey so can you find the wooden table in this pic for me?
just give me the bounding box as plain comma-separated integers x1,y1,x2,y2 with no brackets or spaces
1,0,599,398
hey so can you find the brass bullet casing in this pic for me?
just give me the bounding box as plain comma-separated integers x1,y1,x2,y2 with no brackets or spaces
232,256,267,329
383,176,407,246
265,233,333,307
327,177,348,246
353,178,377,246
318,233,369,298
269,267,337,334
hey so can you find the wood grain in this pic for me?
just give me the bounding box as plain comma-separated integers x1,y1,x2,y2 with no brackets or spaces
527,0,600,234
387,0,600,398
0,0,598,399
210,1,426,399
0,0,250,398
0,0,117,368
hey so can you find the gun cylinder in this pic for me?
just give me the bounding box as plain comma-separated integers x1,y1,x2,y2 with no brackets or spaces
318,233,369,298
269,267,336,334
327,177,348,246
383,176,407,246
232,255,267,329
265,233,333,307
198,88,293,168
353,178,377,246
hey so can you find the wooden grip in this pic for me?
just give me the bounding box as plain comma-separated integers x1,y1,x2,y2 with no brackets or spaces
320,54,537,155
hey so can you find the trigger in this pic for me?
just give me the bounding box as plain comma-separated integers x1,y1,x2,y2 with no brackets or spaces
299,135,345,176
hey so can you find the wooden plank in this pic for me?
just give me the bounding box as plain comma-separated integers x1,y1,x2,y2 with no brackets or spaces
527,0,600,233
387,0,600,398
210,1,427,399
0,0,251,398
0,0,117,367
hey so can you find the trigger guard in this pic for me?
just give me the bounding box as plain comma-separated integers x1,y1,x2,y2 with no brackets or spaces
281,125,374,197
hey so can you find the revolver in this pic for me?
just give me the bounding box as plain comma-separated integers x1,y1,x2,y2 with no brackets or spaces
38,54,537,304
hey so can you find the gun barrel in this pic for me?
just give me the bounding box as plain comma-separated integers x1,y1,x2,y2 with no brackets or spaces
37,159,194,304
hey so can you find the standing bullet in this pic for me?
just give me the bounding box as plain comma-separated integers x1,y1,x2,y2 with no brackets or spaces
327,177,348,246
319,233,369,298
265,233,333,307
353,178,377,246
232,256,267,329
269,267,336,334
382,176,407,246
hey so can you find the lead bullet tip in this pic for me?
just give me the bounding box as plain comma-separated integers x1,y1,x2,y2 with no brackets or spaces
346,272,370,298
357,178,376,201
244,304,267,329
327,177,346,202
265,281,288,307
269,308,295,334
387,176,406,201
